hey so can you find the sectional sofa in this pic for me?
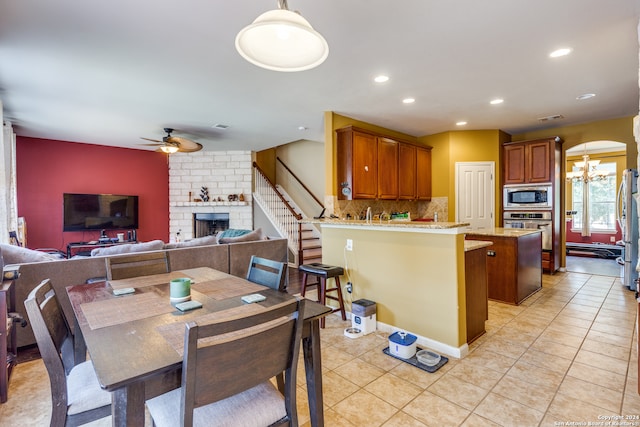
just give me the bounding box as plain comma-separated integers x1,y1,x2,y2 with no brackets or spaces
4,235,288,348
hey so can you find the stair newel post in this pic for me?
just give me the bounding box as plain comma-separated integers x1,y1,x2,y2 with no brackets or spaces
297,223,304,266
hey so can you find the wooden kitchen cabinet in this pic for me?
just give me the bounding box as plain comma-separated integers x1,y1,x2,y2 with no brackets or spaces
398,143,416,199
337,127,378,199
465,231,542,305
336,126,432,200
416,146,432,200
465,244,489,343
378,137,399,199
503,138,556,184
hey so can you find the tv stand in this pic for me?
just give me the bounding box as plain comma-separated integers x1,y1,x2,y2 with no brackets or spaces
66,240,137,258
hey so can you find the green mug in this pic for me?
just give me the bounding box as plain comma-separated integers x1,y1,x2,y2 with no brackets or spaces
170,278,191,299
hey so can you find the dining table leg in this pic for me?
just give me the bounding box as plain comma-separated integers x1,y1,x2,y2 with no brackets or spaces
303,318,324,427
112,382,145,427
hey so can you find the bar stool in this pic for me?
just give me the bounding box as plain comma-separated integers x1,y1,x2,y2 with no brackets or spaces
299,263,346,328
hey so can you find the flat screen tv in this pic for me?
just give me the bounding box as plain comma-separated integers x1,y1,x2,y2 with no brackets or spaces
63,193,139,231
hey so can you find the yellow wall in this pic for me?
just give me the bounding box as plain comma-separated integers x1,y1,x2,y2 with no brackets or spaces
419,130,509,223
321,225,468,350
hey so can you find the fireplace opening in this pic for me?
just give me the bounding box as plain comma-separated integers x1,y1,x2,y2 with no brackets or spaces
193,213,229,238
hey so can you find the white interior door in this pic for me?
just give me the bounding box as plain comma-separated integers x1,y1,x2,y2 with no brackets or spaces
455,162,495,230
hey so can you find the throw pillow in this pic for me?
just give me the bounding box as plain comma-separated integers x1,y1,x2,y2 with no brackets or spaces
164,234,218,249
90,240,165,256
0,243,60,265
217,229,252,239
218,228,265,244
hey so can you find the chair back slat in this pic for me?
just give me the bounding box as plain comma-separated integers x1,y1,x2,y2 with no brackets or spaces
246,255,287,292
106,251,170,280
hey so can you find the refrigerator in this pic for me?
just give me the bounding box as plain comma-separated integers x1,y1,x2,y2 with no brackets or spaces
617,169,639,290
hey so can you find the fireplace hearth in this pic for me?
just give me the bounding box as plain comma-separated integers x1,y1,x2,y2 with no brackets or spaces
193,213,229,237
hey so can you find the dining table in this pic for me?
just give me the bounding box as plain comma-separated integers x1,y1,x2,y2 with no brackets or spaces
66,266,331,427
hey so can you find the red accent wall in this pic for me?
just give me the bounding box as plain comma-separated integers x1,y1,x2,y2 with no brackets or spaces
565,219,622,245
16,137,170,251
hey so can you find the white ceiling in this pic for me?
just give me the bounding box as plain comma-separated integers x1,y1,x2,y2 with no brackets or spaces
1,0,639,152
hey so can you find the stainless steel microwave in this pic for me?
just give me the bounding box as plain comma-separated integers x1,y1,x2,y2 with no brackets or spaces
503,184,552,210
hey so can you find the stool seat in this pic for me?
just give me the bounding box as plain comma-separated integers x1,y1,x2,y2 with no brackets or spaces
299,263,346,328
298,263,344,278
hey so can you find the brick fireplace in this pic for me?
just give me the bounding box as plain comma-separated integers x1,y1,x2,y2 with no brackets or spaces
168,151,253,242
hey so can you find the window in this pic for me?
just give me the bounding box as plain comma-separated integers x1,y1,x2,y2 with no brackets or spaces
571,162,617,231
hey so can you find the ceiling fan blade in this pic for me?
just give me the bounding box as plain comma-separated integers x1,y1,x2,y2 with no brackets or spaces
166,136,203,152
140,137,162,143
177,142,203,153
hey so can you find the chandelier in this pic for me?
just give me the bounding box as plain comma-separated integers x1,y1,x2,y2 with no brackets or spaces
566,153,610,183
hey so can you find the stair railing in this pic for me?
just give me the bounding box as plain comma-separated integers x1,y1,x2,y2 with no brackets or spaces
276,157,325,217
253,162,304,263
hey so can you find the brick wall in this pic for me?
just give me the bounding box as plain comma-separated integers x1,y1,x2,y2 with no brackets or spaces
168,151,253,241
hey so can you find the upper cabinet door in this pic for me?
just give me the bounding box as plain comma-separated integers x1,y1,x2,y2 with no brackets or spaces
398,143,417,200
377,137,399,199
351,131,378,199
526,140,552,183
416,146,432,200
503,144,526,184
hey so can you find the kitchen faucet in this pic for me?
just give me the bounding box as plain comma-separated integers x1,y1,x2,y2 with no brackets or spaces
366,207,372,223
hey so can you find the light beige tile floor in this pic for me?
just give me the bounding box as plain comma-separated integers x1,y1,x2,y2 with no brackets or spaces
2,270,640,426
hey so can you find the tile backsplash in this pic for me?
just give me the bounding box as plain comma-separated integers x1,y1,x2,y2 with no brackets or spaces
326,196,448,221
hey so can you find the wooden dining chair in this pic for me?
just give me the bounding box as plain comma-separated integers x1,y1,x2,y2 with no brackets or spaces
24,279,111,427
246,255,288,292
105,251,170,280
146,298,306,427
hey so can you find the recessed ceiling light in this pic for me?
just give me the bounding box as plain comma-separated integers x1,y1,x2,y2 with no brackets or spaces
549,48,572,58
374,75,389,83
490,98,504,105
298,126,308,131
212,124,229,130
402,98,415,104
576,93,596,100
456,121,467,126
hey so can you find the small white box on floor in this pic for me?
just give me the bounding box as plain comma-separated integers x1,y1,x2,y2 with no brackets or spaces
352,313,376,335
388,331,417,359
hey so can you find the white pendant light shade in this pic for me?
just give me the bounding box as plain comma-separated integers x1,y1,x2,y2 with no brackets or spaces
235,8,329,72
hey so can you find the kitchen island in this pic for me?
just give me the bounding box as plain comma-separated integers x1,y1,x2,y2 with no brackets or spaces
465,228,542,305
312,219,475,357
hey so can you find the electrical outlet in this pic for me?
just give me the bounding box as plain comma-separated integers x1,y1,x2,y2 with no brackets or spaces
610,236,616,243
346,239,353,251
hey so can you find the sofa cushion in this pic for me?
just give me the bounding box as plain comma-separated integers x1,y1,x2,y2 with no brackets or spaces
163,234,218,250
0,244,60,265
90,240,165,256
218,228,266,244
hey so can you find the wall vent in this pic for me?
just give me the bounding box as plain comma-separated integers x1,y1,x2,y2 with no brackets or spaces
537,114,564,122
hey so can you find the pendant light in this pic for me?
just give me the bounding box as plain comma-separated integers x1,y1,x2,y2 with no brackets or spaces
235,0,329,72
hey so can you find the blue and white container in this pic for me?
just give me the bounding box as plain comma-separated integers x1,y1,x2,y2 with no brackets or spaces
388,331,417,359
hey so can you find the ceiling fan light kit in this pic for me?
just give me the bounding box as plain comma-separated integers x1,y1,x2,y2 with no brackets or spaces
235,0,329,72
159,144,180,154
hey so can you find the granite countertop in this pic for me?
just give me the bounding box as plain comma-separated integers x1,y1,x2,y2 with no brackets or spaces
302,218,470,230
465,227,542,237
464,240,494,252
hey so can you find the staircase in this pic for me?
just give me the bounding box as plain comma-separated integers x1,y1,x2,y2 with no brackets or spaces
253,162,323,266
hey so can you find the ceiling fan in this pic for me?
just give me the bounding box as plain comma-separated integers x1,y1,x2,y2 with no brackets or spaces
140,128,203,153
